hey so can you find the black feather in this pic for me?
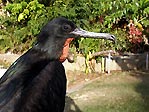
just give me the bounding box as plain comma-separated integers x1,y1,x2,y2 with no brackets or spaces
0,17,75,112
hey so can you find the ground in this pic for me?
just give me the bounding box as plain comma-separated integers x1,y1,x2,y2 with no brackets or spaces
64,71,149,112
66,70,101,93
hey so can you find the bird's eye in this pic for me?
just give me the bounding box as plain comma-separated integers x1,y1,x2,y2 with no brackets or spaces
62,24,71,32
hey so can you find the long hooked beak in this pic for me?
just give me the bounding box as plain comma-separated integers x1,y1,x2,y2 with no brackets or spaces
70,28,115,41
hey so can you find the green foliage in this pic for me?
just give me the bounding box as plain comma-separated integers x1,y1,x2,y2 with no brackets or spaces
0,0,49,53
0,0,149,54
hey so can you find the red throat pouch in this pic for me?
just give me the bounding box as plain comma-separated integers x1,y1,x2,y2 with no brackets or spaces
59,38,74,62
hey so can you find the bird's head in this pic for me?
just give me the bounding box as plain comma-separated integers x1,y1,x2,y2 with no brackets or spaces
35,17,115,62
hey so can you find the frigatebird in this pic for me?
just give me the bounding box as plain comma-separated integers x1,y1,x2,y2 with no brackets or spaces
0,17,115,112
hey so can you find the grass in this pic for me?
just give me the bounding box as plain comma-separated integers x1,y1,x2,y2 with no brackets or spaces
64,71,149,112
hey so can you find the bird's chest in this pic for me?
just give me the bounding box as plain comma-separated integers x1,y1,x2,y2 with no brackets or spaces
14,61,67,112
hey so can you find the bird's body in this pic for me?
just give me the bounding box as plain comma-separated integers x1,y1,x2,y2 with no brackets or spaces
0,17,115,112
0,49,66,112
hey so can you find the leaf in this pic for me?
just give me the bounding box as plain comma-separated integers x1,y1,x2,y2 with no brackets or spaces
18,13,24,22
23,9,29,15
142,20,149,27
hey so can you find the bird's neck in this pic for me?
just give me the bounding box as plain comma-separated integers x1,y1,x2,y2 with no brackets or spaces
33,42,63,61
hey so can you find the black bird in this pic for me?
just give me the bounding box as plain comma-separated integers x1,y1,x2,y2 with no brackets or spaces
0,17,115,112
